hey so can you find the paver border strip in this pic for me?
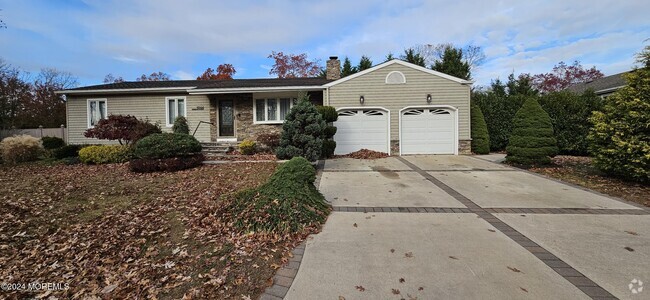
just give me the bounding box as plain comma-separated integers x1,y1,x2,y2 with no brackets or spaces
260,242,307,300
395,156,618,299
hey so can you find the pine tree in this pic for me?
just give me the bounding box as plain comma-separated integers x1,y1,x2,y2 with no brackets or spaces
506,97,558,164
357,56,373,71
340,57,357,77
432,46,471,80
401,49,426,67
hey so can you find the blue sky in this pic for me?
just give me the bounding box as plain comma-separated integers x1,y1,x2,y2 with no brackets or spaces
0,0,648,87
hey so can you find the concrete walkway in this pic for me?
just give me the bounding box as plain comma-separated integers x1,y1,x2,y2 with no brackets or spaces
265,155,649,300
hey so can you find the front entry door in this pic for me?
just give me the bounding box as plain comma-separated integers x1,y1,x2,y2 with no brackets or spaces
218,100,234,136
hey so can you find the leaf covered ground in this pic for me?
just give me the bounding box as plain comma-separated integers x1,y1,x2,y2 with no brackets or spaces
528,156,649,207
0,162,311,299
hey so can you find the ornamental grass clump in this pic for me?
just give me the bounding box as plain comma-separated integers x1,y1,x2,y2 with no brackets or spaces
223,157,331,235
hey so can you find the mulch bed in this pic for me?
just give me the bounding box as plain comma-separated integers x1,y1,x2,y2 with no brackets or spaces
527,156,649,207
0,162,309,299
334,149,390,160
208,150,278,161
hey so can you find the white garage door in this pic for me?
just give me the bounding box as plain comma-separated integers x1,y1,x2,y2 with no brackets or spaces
333,108,389,155
401,107,456,155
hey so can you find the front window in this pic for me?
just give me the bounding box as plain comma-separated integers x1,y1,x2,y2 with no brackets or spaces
88,99,107,127
166,97,186,126
254,98,297,123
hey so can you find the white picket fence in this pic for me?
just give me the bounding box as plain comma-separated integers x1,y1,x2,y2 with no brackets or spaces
0,126,68,142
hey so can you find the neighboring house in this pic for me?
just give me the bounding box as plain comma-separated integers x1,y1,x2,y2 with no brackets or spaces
57,58,472,155
565,71,630,98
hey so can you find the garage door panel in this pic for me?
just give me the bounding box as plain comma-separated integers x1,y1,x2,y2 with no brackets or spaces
334,109,389,155
401,108,456,155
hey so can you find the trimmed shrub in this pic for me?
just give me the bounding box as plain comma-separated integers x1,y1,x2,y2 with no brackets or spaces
276,95,326,162
133,133,202,159
472,92,527,151
172,116,190,134
317,106,339,123
506,98,558,164
323,126,337,139
84,115,161,145
41,136,65,150
78,145,130,164
322,140,337,158
53,144,83,159
129,154,204,173
239,140,256,155
470,103,490,154
225,157,330,234
256,132,281,151
589,65,649,182
1,135,43,164
539,90,602,155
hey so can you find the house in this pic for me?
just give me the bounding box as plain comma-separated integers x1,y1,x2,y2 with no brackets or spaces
57,58,472,155
565,71,630,98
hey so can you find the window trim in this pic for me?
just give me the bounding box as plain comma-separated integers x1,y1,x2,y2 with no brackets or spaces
87,98,108,128
165,96,187,127
253,98,296,124
385,71,406,84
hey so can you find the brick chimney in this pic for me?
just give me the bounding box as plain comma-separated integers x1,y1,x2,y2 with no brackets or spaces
326,56,341,80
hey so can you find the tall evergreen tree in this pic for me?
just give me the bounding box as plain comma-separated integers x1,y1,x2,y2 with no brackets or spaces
385,53,395,62
432,46,471,80
357,56,373,71
340,57,357,77
401,49,426,67
506,97,558,164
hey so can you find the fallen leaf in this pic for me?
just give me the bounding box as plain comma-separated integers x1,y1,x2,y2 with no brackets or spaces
353,223,358,227
507,266,521,273
520,287,528,293
355,285,365,292
404,252,413,258
624,246,635,252
392,288,401,295
448,256,458,260
101,284,118,294
488,229,496,232
624,231,638,236
390,249,395,253
339,296,346,300
399,278,405,283
418,287,424,291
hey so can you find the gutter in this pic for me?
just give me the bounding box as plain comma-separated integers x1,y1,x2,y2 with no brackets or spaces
55,87,197,95
188,85,326,94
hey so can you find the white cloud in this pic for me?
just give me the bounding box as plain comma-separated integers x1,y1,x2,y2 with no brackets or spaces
172,70,195,80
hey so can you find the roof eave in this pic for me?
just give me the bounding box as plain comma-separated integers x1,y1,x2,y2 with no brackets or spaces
56,87,197,95
188,85,326,94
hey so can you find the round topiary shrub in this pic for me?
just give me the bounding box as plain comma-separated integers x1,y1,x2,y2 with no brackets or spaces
506,97,558,164
41,136,65,150
130,133,203,172
470,103,490,154
133,133,202,159
276,96,326,162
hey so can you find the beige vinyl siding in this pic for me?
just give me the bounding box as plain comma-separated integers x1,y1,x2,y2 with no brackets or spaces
67,94,211,144
327,63,471,141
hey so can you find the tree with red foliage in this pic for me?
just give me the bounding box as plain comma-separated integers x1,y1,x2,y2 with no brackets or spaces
196,64,236,80
136,72,171,81
84,114,161,145
532,61,604,93
267,51,321,78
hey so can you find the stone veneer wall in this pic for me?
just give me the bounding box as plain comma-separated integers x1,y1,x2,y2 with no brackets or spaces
391,139,472,155
234,94,283,141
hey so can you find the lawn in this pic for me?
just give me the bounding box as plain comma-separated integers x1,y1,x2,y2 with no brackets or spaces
527,156,649,207
0,162,303,299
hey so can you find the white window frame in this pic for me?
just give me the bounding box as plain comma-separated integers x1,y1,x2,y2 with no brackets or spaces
87,98,107,128
253,98,296,124
385,71,406,84
165,96,187,127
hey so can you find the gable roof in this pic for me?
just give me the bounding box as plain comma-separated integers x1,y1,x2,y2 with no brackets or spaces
58,78,332,94
565,71,629,95
323,59,473,87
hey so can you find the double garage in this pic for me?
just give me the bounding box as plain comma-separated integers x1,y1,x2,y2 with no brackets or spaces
333,106,458,155
324,59,472,156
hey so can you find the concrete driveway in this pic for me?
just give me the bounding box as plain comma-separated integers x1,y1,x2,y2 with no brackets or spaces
263,155,649,300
